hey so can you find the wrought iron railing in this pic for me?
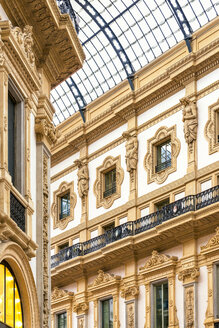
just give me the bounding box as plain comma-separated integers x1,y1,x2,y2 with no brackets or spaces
56,0,80,34
51,185,219,268
103,184,116,198
10,192,26,232
155,159,171,173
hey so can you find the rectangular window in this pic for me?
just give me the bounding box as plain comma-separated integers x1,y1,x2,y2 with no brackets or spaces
153,282,168,328
156,140,171,173
101,298,113,328
57,312,67,328
60,193,70,219
104,168,116,198
8,93,15,185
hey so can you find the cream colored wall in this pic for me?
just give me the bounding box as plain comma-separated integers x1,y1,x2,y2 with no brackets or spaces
138,285,145,328
89,142,129,220
0,4,8,20
175,277,183,328
197,69,219,92
51,152,80,177
119,295,125,328
51,169,81,238
197,89,219,170
138,109,186,197
198,266,208,328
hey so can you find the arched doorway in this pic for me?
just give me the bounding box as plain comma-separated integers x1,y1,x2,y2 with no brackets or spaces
0,261,23,328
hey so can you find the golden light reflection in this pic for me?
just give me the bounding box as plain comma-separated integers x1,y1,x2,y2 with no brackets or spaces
0,264,4,323
6,267,14,327
0,263,23,328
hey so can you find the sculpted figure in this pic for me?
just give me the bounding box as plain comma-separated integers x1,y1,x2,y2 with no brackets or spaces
122,132,138,172
74,159,89,198
180,97,197,150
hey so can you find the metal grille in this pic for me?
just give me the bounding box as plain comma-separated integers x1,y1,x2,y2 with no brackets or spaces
10,192,25,232
51,185,219,268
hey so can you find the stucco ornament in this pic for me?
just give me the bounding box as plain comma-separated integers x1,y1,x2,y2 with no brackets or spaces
140,250,171,270
51,287,73,301
74,159,89,198
90,270,120,287
11,24,35,66
127,304,134,328
0,33,5,66
122,132,138,172
180,97,198,151
35,118,57,145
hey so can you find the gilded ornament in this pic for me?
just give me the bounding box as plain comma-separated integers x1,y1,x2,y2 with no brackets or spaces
0,35,4,66
127,304,135,328
185,286,194,328
73,302,88,314
11,25,35,66
51,287,73,301
120,285,139,299
35,118,57,145
178,268,199,282
89,270,120,287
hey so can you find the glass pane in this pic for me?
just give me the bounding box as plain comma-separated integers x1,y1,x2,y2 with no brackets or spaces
15,283,22,328
58,312,67,328
105,169,116,191
60,193,70,219
154,285,162,328
0,264,4,323
6,267,14,327
163,283,168,328
102,300,109,328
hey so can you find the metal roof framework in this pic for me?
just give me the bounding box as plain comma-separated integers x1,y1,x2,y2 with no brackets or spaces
53,0,219,125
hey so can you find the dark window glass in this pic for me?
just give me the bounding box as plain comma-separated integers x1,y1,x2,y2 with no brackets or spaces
155,199,170,211
58,243,69,251
104,168,116,198
8,94,15,184
57,312,67,328
60,193,70,219
154,282,168,328
101,298,113,328
156,140,171,173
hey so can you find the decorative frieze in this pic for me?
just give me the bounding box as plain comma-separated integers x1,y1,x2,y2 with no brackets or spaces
51,287,74,301
89,270,121,288
11,24,35,66
0,34,5,66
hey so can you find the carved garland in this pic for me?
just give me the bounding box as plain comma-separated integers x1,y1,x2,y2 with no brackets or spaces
42,153,49,328
204,98,219,154
51,181,77,230
144,125,181,184
93,156,124,209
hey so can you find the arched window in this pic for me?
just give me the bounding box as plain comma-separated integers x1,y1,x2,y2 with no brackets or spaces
0,262,23,328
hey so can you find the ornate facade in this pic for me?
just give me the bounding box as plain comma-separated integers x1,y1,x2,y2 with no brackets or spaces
0,0,84,327
50,15,219,328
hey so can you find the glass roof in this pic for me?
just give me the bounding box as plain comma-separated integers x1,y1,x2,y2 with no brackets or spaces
52,0,219,125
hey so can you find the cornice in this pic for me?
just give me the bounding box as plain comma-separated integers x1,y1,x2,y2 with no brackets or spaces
52,34,219,164
1,0,85,87
0,21,41,91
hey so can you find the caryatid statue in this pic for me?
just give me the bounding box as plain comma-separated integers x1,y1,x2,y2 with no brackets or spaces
180,97,198,151
74,159,89,198
122,132,138,172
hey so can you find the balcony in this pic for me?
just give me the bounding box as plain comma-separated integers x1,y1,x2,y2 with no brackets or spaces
51,185,219,269
10,192,25,232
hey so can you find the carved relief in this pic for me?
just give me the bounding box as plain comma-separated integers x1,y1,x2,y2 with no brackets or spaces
185,286,194,328
127,303,135,328
73,302,88,314
0,35,5,66
140,250,177,270
11,24,35,66
35,118,58,145
204,98,219,154
78,317,85,328
42,153,49,328
89,270,121,288
144,126,180,184
51,181,77,230
51,287,74,301
122,132,138,173
201,227,219,252
93,156,124,209
120,285,139,299
178,268,199,283
180,97,198,152
74,159,89,198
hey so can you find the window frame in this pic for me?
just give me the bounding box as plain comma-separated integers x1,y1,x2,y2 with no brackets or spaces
56,311,67,328
100,297,113,328
152,279,169,328
155,139,171,173
8,79,25,195
59,192,70,220
103,167,116,198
